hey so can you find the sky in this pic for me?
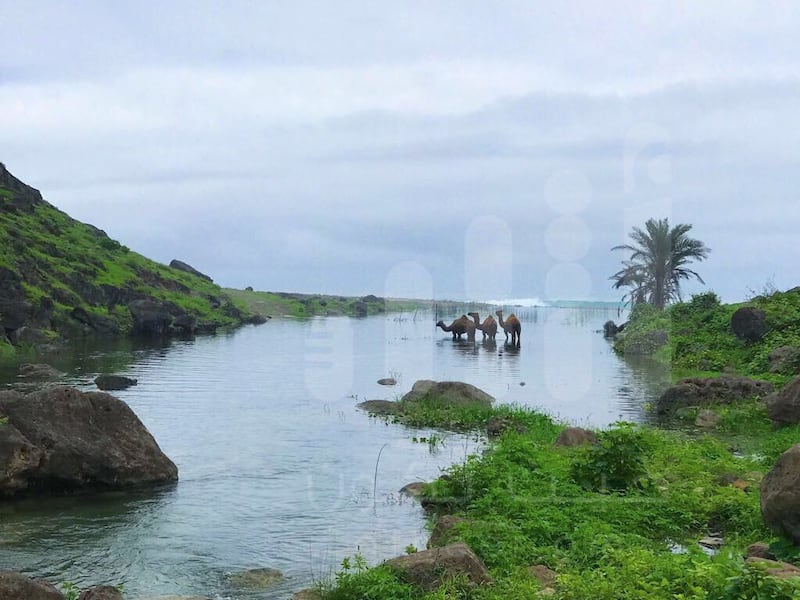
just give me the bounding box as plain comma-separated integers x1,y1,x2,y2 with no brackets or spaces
1,1,798,303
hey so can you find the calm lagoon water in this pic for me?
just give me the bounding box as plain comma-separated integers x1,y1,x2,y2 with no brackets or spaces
0,306,669,599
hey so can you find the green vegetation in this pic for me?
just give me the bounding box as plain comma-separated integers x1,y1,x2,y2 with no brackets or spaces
611,218,710,310
224,288,478,319
615,288,800,383
318,402,800,599
0,165,253,357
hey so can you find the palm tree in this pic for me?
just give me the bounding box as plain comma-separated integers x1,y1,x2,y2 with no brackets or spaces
611,218,710,310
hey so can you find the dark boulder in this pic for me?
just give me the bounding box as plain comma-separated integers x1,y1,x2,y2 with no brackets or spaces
70,307,120,336
384,542,492,592
603,320,619,338
128,298,173,336
171,313,197,335
0,298,33,330
0,386,177,498
377,377,397,386
169,260,213,282
401,380,494,408
0,571,64,600
760,444,800,544
399,481,426,498
94,374,138,391
767,376,800,426
246,314,269,325
731,306,769,343
656,375,774,414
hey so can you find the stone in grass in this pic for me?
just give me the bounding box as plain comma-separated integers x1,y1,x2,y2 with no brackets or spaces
695,409,721,429
228,567,283,589
745,557,800,579
292,589,322,600
553,427,596,448
427,515,466,548
401,380,494,408
385,542,492,592
528,564,558,588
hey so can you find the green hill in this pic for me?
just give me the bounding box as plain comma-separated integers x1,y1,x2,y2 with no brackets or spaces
0,163,254,357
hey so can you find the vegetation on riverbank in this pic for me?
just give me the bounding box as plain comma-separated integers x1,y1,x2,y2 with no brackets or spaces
614,288,800,383
317,288,800,599
225,287,491,320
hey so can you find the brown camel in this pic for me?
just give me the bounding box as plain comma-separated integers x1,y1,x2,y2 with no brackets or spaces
436,315,476,341
467,312,498,341
495,310,521,347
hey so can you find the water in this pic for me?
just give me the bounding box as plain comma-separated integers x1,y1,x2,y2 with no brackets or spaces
0,306,669,599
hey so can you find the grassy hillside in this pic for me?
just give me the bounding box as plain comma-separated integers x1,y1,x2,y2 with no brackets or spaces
0,163,252,355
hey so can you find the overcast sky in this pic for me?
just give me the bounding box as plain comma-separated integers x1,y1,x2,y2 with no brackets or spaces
1,2,798,303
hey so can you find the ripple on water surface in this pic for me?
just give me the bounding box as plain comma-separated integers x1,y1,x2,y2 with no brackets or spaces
0,308,663,598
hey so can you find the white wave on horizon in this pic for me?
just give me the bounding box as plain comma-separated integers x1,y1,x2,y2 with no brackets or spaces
482,297,549,307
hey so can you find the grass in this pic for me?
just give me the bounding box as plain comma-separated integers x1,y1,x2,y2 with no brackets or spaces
320,400,800,599
324,286,800,599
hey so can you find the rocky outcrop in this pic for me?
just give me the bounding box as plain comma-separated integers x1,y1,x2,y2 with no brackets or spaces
94,374,138,391
128,299,175,336
766,376,800,426
554,427,597,447
603,320,619,338
401,380,494,408
384,542,492,592
731,306,769,343
655,375,774,414
761,444,800,544
169,260,213,282
0,571,65,600
0,386,178,498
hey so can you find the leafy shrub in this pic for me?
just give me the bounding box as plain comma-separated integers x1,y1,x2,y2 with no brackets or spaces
571,423,651,492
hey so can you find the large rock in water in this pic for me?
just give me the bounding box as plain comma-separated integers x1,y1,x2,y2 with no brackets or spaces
0,386,177,498
731,306,769,343
0,571,65,600
401,380,494,408
761,445,800,544
384,542,492,591
655,375,774,414
128,298,173,336
767,376,800,426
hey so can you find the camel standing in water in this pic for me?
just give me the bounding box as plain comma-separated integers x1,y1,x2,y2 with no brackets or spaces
467,312,498,341
495,310,521,347
436,315,476,341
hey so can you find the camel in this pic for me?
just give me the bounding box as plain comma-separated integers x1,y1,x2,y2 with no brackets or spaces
436,315,476,341
467,312,498,341
495,310,521,347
